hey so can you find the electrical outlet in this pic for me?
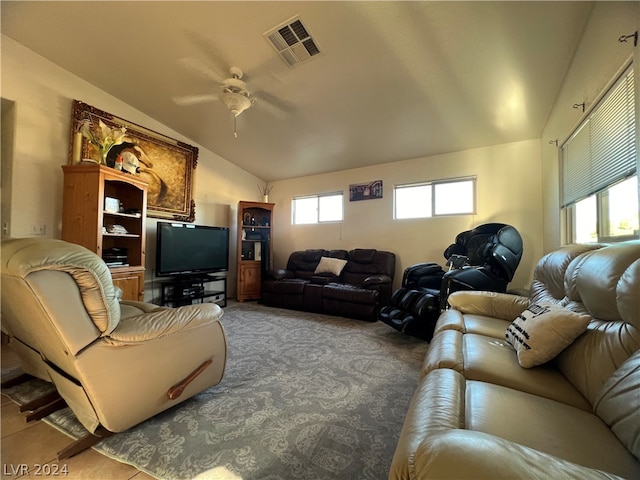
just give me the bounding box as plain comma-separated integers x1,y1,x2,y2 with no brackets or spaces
30,223,46,235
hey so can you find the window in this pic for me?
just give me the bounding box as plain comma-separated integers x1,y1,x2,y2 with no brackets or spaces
605,177,639,238
292,192,343,224
395,184,432,219
562,64,638,242
394,177,476,219
571,176,639,243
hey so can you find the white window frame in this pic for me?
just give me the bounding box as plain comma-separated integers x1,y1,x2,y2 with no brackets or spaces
394,176,476,219
292,191,343,225
563,175,638,243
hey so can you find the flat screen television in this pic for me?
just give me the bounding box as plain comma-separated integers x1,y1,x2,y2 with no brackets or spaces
156,222,229,277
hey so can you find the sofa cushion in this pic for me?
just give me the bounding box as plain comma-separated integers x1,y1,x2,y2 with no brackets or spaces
434,309,512,339
2,238,121,335
423,330,591,410
302,249,325,263
466,380,640,478
594,349,640,461
505,304,591,368
555,321,640,408
342,249,396,289
406,429,627,480
348,248,377,263
328,249,349,261
314,256,347,276
568,243,640,324
528,243,604,306
618,259,640,327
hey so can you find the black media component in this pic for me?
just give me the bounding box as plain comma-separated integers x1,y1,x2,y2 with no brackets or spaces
103,247,128,267
159,275,227,308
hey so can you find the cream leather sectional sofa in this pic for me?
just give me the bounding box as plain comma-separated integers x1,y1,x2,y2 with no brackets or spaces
390,241,640,479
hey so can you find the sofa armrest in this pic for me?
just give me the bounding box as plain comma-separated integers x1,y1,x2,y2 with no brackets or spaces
265,269,293,280
104,303,223,345
362,274,392,287
409,430,623,480
447,290,529,321
120,300,164,314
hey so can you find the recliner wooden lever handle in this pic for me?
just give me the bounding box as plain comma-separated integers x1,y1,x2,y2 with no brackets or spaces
167,358,213,400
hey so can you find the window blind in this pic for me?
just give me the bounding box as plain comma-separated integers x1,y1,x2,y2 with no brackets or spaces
562,65,636,207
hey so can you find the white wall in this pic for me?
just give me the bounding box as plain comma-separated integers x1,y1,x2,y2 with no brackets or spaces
541,2,640,251
268,138,544,291
0,35,265,300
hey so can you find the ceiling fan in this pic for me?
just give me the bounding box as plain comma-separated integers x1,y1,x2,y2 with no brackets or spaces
174,58,290,137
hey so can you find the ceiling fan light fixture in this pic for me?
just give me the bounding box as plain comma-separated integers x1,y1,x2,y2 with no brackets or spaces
222,91,252,117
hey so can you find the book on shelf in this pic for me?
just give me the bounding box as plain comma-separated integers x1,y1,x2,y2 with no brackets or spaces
105,262,130,267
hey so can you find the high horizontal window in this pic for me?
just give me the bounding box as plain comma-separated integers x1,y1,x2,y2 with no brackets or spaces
561,64,638,242
394,177,476,219
292,192,343,224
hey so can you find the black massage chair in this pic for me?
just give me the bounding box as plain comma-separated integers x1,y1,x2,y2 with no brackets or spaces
379,223,523,341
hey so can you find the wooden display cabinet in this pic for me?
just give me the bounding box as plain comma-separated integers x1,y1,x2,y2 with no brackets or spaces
62,164,147,301
236,201,274,302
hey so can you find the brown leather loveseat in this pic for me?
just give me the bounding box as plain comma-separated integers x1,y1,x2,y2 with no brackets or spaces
262,248,395,321
390,240,640,479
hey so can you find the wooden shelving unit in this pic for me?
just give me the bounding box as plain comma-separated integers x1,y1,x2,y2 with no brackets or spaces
61,164,148,301
236,201,274,302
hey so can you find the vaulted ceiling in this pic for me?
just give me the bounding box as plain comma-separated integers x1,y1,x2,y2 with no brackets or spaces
2,1,593,181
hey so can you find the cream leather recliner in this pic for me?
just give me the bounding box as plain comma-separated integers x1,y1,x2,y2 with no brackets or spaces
1,237,227,457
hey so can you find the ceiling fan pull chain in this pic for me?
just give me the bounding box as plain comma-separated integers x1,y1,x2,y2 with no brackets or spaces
234,115,238,138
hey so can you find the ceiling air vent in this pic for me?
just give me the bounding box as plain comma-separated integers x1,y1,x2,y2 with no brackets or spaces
264,16,322,67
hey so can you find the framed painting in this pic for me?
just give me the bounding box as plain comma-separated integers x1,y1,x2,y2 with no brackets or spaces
349,180,383,201
69,100,198,222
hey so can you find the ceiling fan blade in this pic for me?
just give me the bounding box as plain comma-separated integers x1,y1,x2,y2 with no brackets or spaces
183,32,232,79
245,69,287,90
172,94,220,106
178,57,225,84
253,90,295,119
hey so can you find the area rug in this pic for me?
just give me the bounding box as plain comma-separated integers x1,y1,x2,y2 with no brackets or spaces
2,302,428,480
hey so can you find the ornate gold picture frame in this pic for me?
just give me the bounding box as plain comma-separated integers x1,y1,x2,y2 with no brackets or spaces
69,100,198,222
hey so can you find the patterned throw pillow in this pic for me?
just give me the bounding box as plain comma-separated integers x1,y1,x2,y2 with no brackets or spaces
505,304,591,368
314,256,348,276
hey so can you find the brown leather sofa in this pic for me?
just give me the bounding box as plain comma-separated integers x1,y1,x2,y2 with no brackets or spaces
390,240,640,479
262,248,395,321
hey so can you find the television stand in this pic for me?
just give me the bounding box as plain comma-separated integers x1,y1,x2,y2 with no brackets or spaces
159,274,227,308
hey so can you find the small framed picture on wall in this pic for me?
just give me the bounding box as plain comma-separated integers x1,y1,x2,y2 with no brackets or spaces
349,180,383,201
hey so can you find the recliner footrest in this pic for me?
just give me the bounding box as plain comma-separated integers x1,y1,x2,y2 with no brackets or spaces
322,283,378,304
379,288,440,341
262,278,309,295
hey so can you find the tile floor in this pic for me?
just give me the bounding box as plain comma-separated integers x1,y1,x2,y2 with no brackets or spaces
1,341,156,480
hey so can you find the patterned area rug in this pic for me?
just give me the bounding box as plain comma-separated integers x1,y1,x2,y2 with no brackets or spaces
2,302,428,480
